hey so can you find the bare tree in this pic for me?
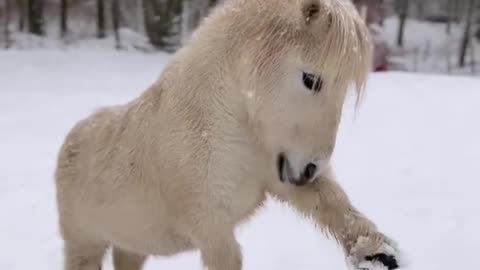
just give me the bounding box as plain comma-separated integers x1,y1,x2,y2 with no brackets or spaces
112,0,121,49
4,0,11,48
415,0,424,19
60,0,68,38
469,33,476,74
181,0,210,44
143,0,182,50
136,0,145,34
28,0,45,35
459,0,475,67
180,0,191,44
454,0,465,22
97,0,106,38
18,0,26,31
396,0,409,47
379,0,385,26
446,0,452,34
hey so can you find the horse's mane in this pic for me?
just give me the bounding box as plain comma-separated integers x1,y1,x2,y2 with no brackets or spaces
317,0,372,108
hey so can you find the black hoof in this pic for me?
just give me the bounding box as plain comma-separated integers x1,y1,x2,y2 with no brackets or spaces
365,253,399,270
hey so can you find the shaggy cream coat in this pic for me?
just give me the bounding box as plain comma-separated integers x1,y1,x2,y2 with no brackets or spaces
54,0,402,270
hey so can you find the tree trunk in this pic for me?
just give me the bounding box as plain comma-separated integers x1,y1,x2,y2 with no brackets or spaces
143,0,182,49
112,0,121,49
379,0,385,26
181,0,191,44
181,0,210,44
469,33,476,74
136,0,145,33
27,0,45,36
4,0,11,49
18,0,26,31
454,0,461,21
416,0,424,19
97,0,106,38
397,0,409,47
60,0,68,38
446,0,452,34
459,0,475,67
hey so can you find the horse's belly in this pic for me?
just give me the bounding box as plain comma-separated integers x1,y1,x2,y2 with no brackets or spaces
103,225,195,256
76,196,194,256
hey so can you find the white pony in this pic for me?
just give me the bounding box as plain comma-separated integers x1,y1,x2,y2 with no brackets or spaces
54,0,403,269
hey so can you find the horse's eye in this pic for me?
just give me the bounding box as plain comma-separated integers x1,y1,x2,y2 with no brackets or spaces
302,72,323,93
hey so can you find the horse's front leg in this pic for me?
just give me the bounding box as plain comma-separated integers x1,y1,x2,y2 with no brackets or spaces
268,166,403,270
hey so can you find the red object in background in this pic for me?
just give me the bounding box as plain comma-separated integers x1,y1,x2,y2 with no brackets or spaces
374,64,387,72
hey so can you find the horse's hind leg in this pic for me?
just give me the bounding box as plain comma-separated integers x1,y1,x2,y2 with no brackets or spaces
112,247,146,270
62,238,108,270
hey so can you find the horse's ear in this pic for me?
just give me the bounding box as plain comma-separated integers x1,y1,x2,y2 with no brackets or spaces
302,0,320,25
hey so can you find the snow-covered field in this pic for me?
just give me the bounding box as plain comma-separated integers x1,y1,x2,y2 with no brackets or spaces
1,50,479,270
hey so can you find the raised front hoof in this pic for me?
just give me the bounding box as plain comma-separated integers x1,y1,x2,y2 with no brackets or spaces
348,236,406,270
363,253,399,270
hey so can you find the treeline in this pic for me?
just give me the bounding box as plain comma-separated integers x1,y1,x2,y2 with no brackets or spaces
1,0,479,60
391,0,479,68
1,0,220,50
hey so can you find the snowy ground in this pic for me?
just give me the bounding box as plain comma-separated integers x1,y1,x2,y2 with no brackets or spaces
1,50,479,270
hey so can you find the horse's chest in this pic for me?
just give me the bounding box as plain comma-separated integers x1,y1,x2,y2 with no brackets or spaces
230,178,266,223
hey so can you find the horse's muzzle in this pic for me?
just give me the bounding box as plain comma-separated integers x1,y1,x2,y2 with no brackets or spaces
276,153,318,186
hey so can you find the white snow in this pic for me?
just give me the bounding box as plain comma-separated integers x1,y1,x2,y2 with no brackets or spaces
1,49,480,270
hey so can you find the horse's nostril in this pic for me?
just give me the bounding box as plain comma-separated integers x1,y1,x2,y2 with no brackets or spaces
277,153,286,182
303,162,317,180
